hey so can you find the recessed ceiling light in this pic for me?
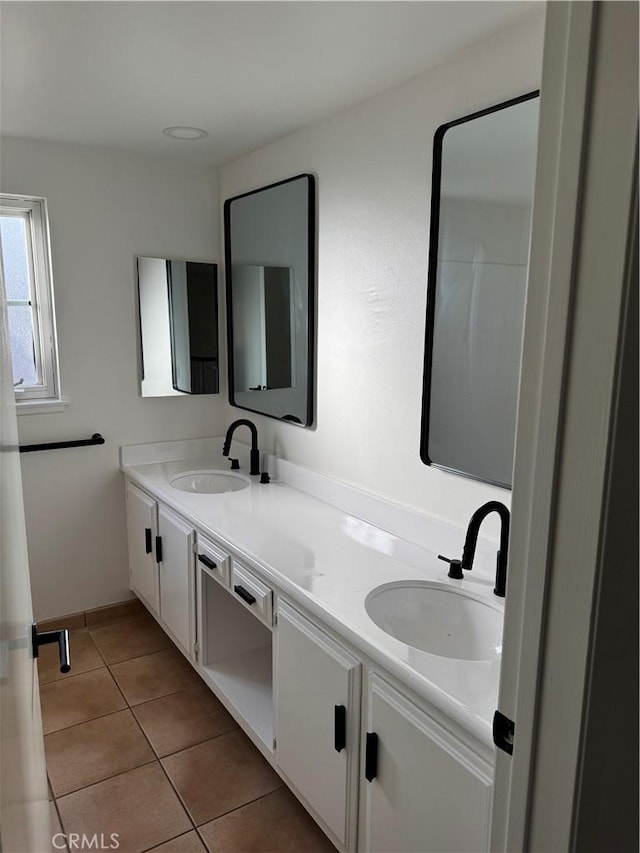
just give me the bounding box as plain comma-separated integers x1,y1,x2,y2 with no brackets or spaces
162,126,209,140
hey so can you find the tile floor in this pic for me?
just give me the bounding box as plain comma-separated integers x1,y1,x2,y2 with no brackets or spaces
40,612,336,853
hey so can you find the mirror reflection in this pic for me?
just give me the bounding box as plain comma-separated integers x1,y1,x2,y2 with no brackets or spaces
232,264,293,392
137,257,219,397
421,92,539,487
225,174,315,426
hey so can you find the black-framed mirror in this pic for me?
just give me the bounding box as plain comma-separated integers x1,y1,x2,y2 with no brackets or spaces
137,257,219,396
421,91,540,487
224,174,315,426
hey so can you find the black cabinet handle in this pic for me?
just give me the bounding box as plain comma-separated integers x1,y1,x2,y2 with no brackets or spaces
155,535,163,564
198,554,217,571
145,527,152,555
334,705,346,752
234,584,256,605
365,732,378,782
32,624,71,673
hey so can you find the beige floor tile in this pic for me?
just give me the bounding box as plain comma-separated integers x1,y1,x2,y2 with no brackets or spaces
40,668,126,734
56,763,191,853
133,684,237,757
162,730,282,826
90,613,171,664
199,787,337,853
110,648,201,706
46,709,155,796
147,830,207,852
38,629,104,685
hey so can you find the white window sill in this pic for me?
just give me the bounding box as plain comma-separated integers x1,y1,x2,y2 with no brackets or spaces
16,399,70,416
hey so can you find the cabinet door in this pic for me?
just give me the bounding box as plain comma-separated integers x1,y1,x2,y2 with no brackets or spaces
125,482,158,613
157,505,194,656
361,674,492,853
275,602,361,850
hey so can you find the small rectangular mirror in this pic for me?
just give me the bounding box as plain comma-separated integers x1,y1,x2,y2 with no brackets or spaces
224,174,315,426
137,257,219,397
421,92,540,487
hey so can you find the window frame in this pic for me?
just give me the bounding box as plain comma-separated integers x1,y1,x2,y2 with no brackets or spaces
0,194,61,405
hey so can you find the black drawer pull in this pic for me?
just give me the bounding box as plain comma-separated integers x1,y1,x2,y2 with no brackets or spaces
365,732,378,782
198,554,217,571
155,535,163,564
234,584,256,605
145,527,152,555
334,705,346,752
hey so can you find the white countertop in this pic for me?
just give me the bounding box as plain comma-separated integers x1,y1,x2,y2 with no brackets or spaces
121,438,503,751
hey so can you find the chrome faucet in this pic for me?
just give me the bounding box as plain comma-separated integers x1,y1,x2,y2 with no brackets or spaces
222,419,260,476
461,501,510,597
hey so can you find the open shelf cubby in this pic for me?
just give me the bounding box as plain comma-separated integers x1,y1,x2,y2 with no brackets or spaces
199,568,274,751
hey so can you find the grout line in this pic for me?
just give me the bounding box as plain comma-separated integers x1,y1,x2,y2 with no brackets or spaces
106,658,203,709
139,828,202,853
83,629,108,666
106,645,185,672
97,643,173,668
151,724,239,761
194,783,285,830
53,758,157,801
39,661,106,687
54,759,160,803
44,704,129,738
194,825,210,852
51,797,69,852
155,752,199,832
128,696,168,760
146,722,273,833
46,706,136,743
129,681,211,711
42,668,129,736
111,681,202,709
127,703,198,834
106,663,139,709
40,664,111,689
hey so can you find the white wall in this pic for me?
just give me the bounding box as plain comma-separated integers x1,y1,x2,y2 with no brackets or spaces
1,139,224,619
220,13,545,535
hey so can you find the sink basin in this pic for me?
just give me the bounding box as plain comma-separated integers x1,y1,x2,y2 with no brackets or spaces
170,470,250,494
365,581,503,661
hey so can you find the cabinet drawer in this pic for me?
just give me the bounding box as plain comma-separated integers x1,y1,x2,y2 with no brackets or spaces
231,561,273,626
196,535,230,587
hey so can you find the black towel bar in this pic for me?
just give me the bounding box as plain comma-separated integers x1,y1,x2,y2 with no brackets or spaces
19,433,105,453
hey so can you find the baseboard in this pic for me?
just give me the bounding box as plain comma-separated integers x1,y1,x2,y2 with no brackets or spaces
37,597,145,632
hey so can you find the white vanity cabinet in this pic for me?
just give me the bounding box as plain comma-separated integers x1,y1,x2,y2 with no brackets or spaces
156,504,195,657
125,482,159,613
122,463,497,853
125,482,195,660
274,602,361,851
359,674,493,853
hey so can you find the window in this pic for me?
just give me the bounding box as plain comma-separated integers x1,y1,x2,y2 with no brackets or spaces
0,194,61,407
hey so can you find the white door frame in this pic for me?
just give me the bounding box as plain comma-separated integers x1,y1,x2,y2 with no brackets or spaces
492,1,638,849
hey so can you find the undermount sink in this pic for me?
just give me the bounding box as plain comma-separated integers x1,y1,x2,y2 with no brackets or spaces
170,470,250,494
365,581,503,661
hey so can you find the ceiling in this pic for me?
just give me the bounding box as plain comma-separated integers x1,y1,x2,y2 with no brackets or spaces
0,1,540,165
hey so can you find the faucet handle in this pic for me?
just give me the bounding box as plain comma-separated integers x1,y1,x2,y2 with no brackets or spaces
229,458,240,470
438,554,464,580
